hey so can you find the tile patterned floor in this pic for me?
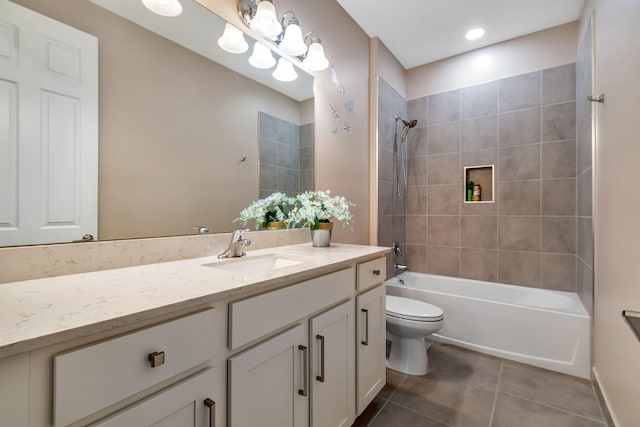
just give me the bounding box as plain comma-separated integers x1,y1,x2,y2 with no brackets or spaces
353,342,606,427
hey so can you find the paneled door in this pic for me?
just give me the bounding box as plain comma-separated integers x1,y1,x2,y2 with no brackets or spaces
0,1,98,246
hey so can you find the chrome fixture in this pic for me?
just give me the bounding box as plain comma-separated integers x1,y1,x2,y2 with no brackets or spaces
392,241,402,257
218,228,252,258
394,264,408,271
193,226,210,235
588,93,605,103
279,11,307,56
395,117,418,200
141,0,183,17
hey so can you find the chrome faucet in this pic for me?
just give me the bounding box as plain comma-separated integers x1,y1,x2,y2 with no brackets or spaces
193,225,209,235
218,228,251,258
394,263,408,271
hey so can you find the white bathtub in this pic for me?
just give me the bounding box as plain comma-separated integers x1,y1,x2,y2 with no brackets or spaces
386,272,591,379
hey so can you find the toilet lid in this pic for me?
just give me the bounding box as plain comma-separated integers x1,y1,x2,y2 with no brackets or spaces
386,295,444,321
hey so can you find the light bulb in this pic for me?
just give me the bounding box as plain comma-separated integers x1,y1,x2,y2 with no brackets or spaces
217,23,248,54
141,0,183,17
249,42,276,69
250,1,282,38
272,57,298,82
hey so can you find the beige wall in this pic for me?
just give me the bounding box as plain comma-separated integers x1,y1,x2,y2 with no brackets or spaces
12,0,303,240
581,1,640,426
375,38,407,98
198,0,372,245
407,22,579,99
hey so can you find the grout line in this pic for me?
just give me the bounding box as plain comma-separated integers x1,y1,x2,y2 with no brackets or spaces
488,360,503,426
385,400,454,427
498,391,607,425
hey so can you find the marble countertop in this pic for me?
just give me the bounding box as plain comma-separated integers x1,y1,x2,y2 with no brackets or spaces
0,243,388,358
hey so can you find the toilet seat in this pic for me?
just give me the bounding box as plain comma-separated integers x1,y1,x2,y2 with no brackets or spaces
386,295,444,322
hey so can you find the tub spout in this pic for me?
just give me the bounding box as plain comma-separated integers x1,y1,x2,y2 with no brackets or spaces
394,263,408,271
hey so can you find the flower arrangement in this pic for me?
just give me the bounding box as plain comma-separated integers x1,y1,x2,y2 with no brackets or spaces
285,190,354,230
234,192,296,229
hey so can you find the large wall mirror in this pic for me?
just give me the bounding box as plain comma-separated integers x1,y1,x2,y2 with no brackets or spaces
3,0,314,247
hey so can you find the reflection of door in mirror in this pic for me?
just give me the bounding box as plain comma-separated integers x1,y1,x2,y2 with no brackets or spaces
0,1,98,247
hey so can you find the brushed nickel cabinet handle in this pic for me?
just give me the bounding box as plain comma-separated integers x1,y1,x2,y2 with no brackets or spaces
316,335,325,383
298,345,308,396
204,398,215,427
148,351,165,367
361,309,369,346
372,269,381,276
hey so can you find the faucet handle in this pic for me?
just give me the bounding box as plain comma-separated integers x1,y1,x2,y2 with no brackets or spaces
193,226,209,235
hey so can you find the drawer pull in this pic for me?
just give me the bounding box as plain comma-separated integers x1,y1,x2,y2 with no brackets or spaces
361,309,369,346
204,398,216,427
372,269,381,276
316,335,325,383
298,345,308,397
148,351,165,368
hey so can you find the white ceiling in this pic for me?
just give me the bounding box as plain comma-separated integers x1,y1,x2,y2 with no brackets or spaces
336,0,585,69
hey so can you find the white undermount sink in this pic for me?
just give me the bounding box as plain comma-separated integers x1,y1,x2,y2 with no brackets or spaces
203,253,308,274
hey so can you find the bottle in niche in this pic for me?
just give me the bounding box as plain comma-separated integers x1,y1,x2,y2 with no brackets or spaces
473,184,481,201
467,180,474,202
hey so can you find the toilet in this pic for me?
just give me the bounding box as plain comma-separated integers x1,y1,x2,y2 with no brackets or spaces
386,295,444,376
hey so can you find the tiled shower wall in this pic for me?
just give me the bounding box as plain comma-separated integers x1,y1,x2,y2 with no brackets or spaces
377,78,407,277
258,112,315,198
404,64,578,290
576,26,594,315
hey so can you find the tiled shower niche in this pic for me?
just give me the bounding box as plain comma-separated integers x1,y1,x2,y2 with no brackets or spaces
464,165,495,203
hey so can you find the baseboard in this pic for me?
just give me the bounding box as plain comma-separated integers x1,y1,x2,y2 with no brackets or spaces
592,367,617,427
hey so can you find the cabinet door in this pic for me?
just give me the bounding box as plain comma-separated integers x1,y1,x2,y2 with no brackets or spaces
356,285,386,414
92,368,217,427
229,324,308,427
310,299,355,427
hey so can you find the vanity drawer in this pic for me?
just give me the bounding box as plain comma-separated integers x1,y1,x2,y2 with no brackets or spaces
357,257,386,292
54,309,216,427
229,267,355,349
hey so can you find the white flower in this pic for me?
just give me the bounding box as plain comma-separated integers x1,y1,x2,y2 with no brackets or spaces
285,190,354,230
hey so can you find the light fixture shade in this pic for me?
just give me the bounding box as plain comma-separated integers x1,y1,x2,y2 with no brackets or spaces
303,41,329,71
272,57,298,82
248,42,276,69
279,23,307,56
141,0,183,17
218,23,249,54
249,1,282,38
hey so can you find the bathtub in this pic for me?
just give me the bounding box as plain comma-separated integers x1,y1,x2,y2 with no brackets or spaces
386,272,591,379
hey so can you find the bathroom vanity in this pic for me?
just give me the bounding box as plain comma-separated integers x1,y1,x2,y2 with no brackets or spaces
0,243,388,427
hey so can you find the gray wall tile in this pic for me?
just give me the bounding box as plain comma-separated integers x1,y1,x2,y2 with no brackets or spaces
428,90,460,125
428,216,460,247
300,169,314,192
259,164,277,190
542,179,576,215
407,185,428,215
260,138,277,165
499,71,541,112
577,123,592,174
407,126,429,157
406,215,427,245
461,216,498,249
428,185,460,215
461,81,498,119
461,116,497,152
499,181,541,215
408,97,428,124
277,167,298,192
498,108,540,147
407,244,428,274
378,147,394,183
378,112,396,152
300,147,314,171
428,122,460,155
378,215,392,247
541,217,576,254
541,253,576,292
542,63,576,105
300,123,314,148
259,112,278,140
392,215,406,245
427,246,460,276
462,200,497,216
277,142,298,169
378,181,393,216
499,144,541,181
460,248,498,282
499,250,540,287
542,140,576,178
379,78,407,118
499,216,541,252
408,156,428,185
461,149,497,169
577,217,594,267
277,120,298,146
428,153,461,185
541,102,576,142
577,168,592,217
577,259,594,316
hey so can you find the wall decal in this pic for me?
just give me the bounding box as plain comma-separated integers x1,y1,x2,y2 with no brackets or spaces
344,100,354,114
331,65,345,93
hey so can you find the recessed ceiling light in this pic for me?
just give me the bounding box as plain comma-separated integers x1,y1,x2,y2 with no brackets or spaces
465,28,485,40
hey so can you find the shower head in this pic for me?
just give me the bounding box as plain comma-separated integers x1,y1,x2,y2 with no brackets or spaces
396,117,418,128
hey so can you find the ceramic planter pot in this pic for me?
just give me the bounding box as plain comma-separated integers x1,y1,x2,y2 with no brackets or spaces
310,222,333,247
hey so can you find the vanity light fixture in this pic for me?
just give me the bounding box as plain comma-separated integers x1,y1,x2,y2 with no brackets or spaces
218,23,249,54
278,12,307,56
141,0,183,17
302,33,329,71
272,57,298,81
465,28,485,40
249,0,282,38
248,41,276,69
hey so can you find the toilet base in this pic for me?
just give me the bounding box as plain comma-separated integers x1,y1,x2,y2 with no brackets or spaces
386,333,432,376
